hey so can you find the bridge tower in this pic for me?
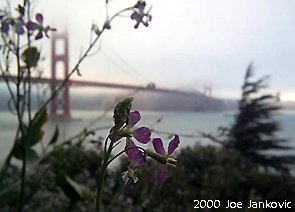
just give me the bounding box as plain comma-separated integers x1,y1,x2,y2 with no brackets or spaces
50,32,70,119
204,86,212,111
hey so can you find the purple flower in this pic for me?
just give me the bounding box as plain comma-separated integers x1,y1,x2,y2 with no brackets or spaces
26,13,56,40
150,135,180,186
0,16,25,35
125,138,146,167
124,111,150,165
15,17,25,35
1,18,10,34
110,111,151,144
94,136,103,150
36,13,44,23
130,1,152,29
26,20,38,31
128,112,151,144
110,111,151,166
135,1,146,11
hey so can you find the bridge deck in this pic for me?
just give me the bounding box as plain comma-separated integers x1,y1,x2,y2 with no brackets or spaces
0,75,200,96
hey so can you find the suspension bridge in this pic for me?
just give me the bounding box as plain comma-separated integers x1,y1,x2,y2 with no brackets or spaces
0,32,213,119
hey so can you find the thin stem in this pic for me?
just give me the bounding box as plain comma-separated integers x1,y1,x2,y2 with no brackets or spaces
0,62,17,110
95,138,114,212
111,140,121,150
26,0,32,122
104,135,109,155
14,5,28,210
18,2,33,210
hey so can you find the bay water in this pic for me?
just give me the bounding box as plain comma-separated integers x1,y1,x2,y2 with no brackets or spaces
1,110,295,165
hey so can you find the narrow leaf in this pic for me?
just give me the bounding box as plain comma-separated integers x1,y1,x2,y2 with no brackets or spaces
48,126,59,146
28,109,48,147
65,175,94,200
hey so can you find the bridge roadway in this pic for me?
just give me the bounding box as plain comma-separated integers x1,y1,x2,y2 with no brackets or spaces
0,75,201,97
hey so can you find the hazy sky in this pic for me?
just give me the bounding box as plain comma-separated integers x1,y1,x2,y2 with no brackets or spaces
2,0,295,100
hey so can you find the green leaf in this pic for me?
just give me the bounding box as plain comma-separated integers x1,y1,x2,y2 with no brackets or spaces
89,139,98,144
48,126,59,146
29,129,44,147
12,145,38,161
26,148,39,161
11,109,48,160
21,47,40,68
64,175,94,200
32,108,48,127
28,109,48,147
11,140,23,160
113,97,133,133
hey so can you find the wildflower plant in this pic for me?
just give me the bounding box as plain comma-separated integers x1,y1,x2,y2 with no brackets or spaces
0,0,180,211
96,97,180,211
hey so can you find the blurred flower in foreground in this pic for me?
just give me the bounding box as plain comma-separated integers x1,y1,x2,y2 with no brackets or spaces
15,17,25,35
26,13,56,40
131,1,152,29
0,11,10,34
0,14,25,35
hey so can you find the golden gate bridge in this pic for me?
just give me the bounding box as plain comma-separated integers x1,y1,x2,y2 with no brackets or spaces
0,32,212,119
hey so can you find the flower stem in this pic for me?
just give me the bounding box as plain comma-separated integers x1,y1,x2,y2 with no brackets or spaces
95,138,113,212
15,28,27,212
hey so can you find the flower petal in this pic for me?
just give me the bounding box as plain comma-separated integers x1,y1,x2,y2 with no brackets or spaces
36,13,44,23
168,135,180,155
134,127,151,144
1,21,9,33
26,21,39,31
35,31,43,40
156,165,168,186
15,18,25,35
135,1,146,11
108,127,122,142
125,139,146,167
152,138,166,155
128,111,140,127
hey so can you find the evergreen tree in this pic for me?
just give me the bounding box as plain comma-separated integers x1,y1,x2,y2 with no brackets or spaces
227,64,294,171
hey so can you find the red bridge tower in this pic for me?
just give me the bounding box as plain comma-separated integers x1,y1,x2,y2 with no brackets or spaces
50,32,70,119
